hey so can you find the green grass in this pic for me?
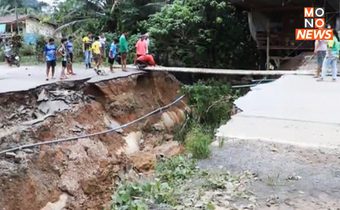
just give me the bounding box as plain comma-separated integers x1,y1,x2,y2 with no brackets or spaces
172,80,235,160
184,126,212,159
111,156,256,210
111,156,197,210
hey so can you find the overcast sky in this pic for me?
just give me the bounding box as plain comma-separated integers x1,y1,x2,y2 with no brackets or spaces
39,0,53,4
39,0,65,5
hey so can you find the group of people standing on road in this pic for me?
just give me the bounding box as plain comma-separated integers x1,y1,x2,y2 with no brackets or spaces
44,31,150,81
115,32,151,71
81,31,150,73
314,28,340,81
44,36,75,81
82,32,110,74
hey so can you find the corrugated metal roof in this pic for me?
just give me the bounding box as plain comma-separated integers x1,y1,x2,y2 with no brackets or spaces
0,15,30,24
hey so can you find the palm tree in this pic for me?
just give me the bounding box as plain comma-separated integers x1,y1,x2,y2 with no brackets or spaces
54,0,169,32
0,5,15,16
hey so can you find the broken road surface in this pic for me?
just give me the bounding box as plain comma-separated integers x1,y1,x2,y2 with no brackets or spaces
217,75,340,148
207,69,340,209
0,64,142,93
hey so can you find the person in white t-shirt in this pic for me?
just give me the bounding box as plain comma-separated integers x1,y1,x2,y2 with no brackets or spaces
99,33,106,58
144,33,150,54
314,40,327,78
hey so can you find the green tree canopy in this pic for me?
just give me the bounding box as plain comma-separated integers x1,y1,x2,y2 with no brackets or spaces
53,0,168,34
142,0,258,68
0,5,15,16
50,0,258,69
0,0,48,15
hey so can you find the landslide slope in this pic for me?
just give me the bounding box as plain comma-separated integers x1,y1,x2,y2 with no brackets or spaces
0,72,187,210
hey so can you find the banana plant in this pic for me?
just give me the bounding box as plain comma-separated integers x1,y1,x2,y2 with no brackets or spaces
0,5,15,16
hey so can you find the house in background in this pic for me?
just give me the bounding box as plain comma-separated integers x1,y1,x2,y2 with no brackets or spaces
0,15,61,44
231,0,339,69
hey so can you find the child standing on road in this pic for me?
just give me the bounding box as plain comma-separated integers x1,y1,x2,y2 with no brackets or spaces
66,36,75,75
92,36,102,74
108,39,118,73
44,38,57,81
58,38,69,80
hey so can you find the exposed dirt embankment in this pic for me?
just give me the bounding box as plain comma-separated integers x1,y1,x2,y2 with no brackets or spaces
0,72,187,210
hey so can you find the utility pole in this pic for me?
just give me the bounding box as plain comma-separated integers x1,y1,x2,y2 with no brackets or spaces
266,20,270,70
15,0,19,33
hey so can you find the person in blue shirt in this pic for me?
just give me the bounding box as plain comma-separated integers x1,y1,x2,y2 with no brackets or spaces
108,39,118,73
66,36,75,75
44,38,57,81
318,29,340,82
58,38,69,80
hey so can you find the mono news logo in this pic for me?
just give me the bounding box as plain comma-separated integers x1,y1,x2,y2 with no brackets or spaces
295,7,333,40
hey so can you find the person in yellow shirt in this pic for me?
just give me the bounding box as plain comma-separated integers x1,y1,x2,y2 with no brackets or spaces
91,36,102,74
82,32,93,69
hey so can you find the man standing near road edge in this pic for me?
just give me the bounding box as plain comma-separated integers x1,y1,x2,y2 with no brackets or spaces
83,32,93,69
314,40,327,78
44,38,57,81
134,35,147,64
119,32,129,71
144,33,150,54
99,33,106,58
108,39,118,73
92,36,102,74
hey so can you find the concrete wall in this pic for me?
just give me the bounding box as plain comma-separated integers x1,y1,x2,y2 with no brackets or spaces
25,19,61,37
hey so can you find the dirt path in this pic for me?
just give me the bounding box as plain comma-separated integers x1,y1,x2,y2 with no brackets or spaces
199,140,340,209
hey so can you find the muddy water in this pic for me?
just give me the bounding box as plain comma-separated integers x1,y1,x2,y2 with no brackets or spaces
0,72,187,210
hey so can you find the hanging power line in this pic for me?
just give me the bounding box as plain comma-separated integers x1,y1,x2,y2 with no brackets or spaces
0,95,185,156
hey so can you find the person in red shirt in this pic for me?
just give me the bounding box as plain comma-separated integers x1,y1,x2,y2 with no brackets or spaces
136,54,156,69
134,36,147,64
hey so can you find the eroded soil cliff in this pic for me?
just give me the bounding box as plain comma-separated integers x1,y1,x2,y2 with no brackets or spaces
0,72,187,210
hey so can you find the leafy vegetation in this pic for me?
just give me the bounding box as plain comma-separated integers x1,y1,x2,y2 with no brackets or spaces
53,0,168,33
141,0,258,68
22,0,257,69
2,0,258,70
182,80,234,128
111,156,197,210
173,80,236,159
0,5,14,16
0,0,47,15
156,155,197,183
184,126,211,159
111,156,256,210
